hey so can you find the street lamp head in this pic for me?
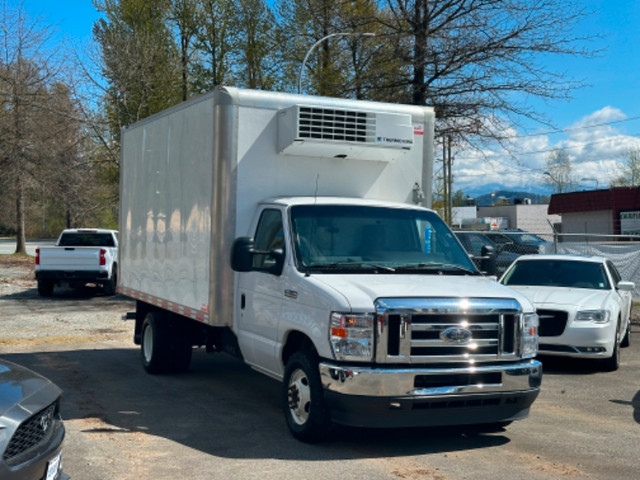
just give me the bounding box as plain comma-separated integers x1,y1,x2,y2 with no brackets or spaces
297,32,376,94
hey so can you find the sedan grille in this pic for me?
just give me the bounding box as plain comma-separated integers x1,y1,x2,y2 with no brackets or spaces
375,298,524,364
537,309,568,337
3,401,62,467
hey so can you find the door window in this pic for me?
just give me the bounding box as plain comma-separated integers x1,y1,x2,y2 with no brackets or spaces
253,209,284,270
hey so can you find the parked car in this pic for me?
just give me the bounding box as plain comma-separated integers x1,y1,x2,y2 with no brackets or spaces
488,230,553,255
454,231,520,274
499,254,635,370
0,359,66,479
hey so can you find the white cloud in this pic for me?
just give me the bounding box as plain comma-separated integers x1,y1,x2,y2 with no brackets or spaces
452,107,640,195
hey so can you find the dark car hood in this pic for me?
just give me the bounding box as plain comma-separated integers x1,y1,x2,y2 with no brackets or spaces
0,359,60,416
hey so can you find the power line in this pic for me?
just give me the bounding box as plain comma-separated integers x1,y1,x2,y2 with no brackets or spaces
499,115,640,140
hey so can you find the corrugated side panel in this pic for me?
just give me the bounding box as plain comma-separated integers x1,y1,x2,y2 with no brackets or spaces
119,96,215,324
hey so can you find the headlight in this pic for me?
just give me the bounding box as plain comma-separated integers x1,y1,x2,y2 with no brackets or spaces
521,313,539,359
330,312,374,361
576,310,610,323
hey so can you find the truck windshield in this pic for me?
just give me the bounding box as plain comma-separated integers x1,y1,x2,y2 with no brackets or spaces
290,205,478,274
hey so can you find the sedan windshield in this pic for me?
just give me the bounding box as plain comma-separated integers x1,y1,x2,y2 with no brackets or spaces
289,205,477,274
501,259,610,290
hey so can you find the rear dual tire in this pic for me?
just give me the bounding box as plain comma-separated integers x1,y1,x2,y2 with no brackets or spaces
141,312,192,374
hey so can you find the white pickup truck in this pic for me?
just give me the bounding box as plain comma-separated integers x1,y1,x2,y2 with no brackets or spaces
35,228,118,296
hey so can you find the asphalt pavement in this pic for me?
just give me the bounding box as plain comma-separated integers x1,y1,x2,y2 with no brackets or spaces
0,238,54,256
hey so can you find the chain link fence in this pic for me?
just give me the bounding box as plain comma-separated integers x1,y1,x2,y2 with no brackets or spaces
454,230,640,298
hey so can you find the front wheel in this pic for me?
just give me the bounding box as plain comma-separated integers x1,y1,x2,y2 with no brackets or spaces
282,351,331,442
601,324,621,372
621,320,631,348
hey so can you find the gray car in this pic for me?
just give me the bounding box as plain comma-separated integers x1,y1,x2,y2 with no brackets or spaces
0,359,66,480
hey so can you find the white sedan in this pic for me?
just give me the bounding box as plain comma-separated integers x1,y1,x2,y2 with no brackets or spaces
499,254,635,371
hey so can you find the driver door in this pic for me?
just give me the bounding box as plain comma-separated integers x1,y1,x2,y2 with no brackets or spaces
235,207,286,376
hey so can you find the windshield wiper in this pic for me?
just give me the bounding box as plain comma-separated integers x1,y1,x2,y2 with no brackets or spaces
394,263,479,275
305,262,396,273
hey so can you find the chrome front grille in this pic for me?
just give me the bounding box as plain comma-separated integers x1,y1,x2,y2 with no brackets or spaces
375,297,523,364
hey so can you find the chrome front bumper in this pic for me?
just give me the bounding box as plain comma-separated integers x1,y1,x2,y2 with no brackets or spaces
319,359,542,428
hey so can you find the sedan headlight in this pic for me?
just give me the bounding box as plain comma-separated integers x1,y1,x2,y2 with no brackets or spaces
521,313,539,359
330,312,374,361
576,310,610,324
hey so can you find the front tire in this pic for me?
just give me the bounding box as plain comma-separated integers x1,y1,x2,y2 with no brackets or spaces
602,323,621,372
283,351,331,442
621,320,631,348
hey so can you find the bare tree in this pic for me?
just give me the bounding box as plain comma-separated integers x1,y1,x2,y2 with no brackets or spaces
378,0,594,142
0,2,64,253
170,0,201,101
191,0,237,92
544,149,576,194
611,148,640,187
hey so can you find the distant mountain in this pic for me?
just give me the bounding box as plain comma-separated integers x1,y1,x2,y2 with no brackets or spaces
472,190,551,206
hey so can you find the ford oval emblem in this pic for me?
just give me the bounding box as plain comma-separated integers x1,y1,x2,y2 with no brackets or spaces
440,327,472,344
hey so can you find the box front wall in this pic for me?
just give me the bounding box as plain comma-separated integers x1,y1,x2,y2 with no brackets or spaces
233,105,428,238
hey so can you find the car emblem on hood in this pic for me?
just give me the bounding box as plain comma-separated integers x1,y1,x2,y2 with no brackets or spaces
440,327,473,344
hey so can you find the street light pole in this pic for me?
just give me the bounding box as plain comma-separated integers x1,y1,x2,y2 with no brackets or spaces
297,32,375,94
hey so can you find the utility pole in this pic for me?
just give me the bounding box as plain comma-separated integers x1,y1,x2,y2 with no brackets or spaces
447,136,453,225
442,140,448,223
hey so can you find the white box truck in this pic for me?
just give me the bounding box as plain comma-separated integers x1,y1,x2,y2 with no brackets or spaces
119,86,541,441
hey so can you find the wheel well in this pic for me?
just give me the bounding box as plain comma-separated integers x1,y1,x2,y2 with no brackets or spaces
282,331,316,366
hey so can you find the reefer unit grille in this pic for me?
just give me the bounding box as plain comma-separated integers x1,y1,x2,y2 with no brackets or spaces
277,104,414,159
296,107,374,143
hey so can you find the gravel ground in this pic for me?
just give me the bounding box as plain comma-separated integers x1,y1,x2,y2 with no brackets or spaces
0,254,638,347
0,255,135,346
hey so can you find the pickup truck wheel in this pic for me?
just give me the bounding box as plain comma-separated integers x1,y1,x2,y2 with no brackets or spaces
602,324,621,372
103,269,117,296
283,351,330,442
141,313,170,374
37,280,54,297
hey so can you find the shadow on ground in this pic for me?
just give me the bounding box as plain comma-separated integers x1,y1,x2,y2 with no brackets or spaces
4,347,511,462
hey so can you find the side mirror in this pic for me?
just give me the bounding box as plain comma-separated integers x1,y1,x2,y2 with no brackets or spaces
617,280,636,292
479,244,497,276
230,237,254,272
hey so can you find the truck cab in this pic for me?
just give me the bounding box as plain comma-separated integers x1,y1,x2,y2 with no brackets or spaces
231,197,541,441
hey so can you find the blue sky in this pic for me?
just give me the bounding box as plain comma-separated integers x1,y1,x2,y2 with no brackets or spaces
17,0,640,196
